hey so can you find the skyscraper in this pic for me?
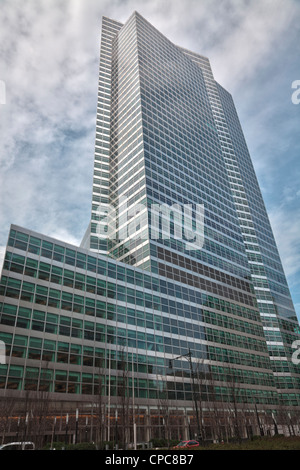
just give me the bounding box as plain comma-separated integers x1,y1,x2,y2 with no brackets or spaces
0,12,299,443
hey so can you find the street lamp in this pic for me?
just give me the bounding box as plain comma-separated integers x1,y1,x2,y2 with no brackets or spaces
65,413,69,445
132,354,137,450
107,342,111,443
169,348,202,442
75,408,79,444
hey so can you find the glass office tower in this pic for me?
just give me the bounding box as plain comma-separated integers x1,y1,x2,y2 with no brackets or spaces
84,11,300,406
0,12,300,442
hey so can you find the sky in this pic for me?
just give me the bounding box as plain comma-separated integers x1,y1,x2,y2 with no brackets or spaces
0,0,299,319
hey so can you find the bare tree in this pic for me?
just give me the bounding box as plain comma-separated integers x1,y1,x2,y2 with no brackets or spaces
30,366,51,448
116,346,130,449
205,368,226,442
0,395,16,444
224,367,243,442
93,355,106,448
157,375,172,446
194,358,208,442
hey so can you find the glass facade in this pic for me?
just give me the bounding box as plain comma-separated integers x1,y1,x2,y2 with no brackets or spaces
215,82,300,405
1,226,277,405
1,12,300,441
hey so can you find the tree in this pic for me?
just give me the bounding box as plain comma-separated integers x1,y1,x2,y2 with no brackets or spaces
116,346,130,449
157,375,172,446
0,395,16,444
93,358,106,447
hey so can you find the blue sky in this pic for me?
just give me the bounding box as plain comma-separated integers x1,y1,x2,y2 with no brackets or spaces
0,0,299,319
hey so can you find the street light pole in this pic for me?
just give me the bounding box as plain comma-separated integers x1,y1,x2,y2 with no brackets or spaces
108,344,111,443
132,354,137,450
65,413,69,446
169,349,202,442
75,408,79,444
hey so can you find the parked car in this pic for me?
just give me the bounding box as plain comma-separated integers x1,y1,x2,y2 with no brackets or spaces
0,442,35,450
173,440,199,449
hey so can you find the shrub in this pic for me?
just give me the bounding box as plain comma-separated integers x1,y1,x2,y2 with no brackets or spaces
67,442,97,450
150,438,168,448
42,441,97,450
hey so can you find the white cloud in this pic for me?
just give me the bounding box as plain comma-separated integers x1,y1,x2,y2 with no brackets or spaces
269,206,300,279
46,228,82,248
208,0,298,88
0,0,101,246
267,197,300,320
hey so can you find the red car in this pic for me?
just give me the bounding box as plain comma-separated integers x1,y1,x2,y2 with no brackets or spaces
173,440,199,449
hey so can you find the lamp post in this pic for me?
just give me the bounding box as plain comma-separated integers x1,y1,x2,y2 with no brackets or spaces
51,416,56,450
132,354,137,450
169,349,202,442
107,344,111,443
75,408,79,444
115,408,118,450
85,416,88,442
24,412,29,444
65,413,69,446
16,416,20,441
